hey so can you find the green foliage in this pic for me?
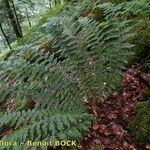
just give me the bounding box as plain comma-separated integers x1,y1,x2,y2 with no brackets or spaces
0,49,12,60
0,2,135,149
37,3,65,27
130,19,150,63
0,2,7,24
90,7,105,23
141,90,150,101
0,110,92,150
128,101,150,143
97,1,150,65
64,0,94,17
17,3,65,46
129,0,150,18
90,0,150,31
0,3,64,61
96,0,130,4
43,2,134,98
141,63,150,73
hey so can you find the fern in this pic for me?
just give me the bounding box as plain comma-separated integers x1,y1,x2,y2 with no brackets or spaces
43,3,134,98
0,110,92,150
0,2,136,150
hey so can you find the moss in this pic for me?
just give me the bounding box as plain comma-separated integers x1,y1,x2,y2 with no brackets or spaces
129,19,150,64
36,4,65,27
0,49,11,60
90,7,105,22
0,40,18,60
128,101,150,143
140,90,150,101
140,62,150,73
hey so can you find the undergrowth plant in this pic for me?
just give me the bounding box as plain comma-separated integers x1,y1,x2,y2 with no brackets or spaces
0,2,136,150
128,101,150,143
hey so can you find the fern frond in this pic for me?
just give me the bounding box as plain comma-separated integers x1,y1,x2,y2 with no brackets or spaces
0,110,93,150
0,2,137,149
42,3,134,98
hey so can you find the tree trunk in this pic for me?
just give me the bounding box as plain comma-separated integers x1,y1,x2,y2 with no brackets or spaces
3,0,22,38
54,0,57,6
10,0,23,37
0,23,12,50
49,0,51,8
25,7,32,27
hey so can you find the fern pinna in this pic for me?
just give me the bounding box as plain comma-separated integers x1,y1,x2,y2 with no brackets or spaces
0,2,134,150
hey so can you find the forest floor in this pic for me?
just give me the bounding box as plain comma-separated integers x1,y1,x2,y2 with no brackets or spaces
78,68,150,150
